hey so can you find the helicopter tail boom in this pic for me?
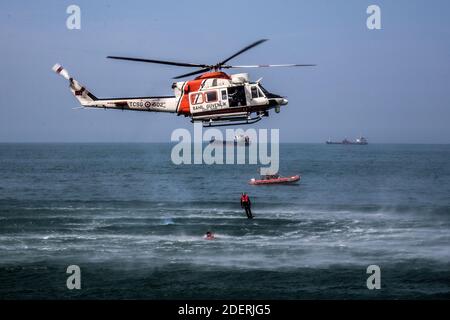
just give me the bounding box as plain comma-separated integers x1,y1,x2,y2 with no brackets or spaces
53,64,98,105
52,63,178,113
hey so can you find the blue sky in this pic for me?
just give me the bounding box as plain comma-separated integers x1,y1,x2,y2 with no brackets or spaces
0,0,449,143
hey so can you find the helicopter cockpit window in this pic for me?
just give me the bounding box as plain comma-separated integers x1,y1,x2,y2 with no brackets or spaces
205,91,217,103
251,86,259,99
257,87,265,97
258,84,270,96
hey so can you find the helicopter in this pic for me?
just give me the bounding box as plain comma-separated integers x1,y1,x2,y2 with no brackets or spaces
53,39,315,127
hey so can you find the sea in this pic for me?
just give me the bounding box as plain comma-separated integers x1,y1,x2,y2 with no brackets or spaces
0,143,449,299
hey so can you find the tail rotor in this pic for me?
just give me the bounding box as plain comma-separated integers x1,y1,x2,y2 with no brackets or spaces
52,64,70,80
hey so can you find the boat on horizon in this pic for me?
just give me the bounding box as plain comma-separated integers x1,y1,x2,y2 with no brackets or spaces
326,136,368,145
209,134,250,146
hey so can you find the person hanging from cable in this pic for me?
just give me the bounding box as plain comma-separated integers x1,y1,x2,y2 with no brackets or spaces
240,192,253,219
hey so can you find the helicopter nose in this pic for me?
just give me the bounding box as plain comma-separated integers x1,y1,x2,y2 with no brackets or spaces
281,98,288,105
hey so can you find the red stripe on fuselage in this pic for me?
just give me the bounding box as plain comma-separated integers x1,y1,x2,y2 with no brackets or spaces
177,72,231,115
177,79,203,115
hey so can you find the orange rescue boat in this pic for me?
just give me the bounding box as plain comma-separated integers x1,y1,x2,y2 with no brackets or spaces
249,174,300,185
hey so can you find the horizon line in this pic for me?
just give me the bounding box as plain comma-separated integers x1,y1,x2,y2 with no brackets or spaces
0,141,449,145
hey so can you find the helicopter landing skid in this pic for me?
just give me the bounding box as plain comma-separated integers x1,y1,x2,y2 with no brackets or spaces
195,114,265,127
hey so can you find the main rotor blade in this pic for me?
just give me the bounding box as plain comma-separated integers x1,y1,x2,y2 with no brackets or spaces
224,64,317,68
219,39,268,66
107,56,208,68
173,67,212,79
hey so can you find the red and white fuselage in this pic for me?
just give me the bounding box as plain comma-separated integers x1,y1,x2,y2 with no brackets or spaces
53,64,288,126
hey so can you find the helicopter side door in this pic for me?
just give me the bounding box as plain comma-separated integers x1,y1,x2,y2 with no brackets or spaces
246,84,268,107
219,88,229,109
227,85,246,107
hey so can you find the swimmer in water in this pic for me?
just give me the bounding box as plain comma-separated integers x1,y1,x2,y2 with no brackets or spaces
204,231,215,240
